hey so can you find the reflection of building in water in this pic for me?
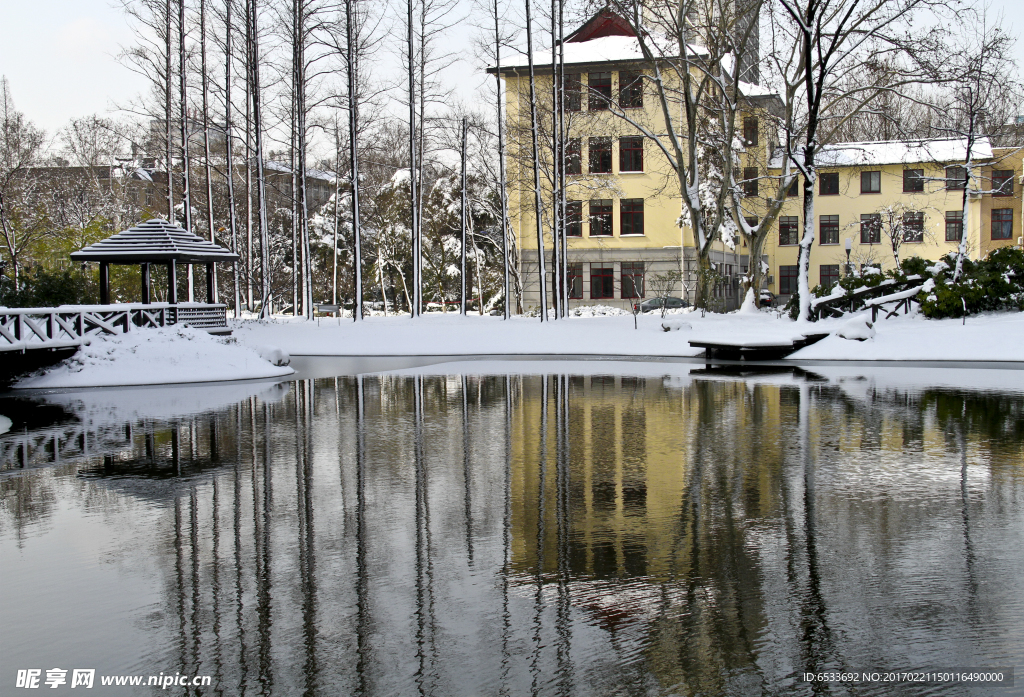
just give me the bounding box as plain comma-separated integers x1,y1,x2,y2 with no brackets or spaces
2,372,1021,696
509,373,793,582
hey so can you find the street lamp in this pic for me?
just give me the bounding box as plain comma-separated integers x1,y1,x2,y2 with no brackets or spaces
845,238,853,277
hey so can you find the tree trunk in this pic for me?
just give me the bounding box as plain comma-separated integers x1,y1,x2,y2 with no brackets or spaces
492,0,510,318
348,0,363,321
525,0,547,321
224,0,240,316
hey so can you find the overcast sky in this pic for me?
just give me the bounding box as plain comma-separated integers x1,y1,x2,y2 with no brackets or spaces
3,0,1023,140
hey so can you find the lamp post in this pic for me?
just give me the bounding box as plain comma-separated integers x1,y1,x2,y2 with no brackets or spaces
845,238,852,277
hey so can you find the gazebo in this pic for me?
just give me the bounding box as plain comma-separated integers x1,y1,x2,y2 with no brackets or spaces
70,218,239,305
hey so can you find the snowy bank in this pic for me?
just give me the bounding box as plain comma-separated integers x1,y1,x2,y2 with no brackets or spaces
233,310,1024,364
14,325,294,389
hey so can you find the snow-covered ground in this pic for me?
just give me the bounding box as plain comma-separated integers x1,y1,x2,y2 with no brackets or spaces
13,325,294,389
233,308,1024,363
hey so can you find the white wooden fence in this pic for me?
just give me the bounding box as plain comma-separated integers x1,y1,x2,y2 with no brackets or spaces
0,303,228,353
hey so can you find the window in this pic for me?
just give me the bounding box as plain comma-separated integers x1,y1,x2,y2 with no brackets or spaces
589,137,612,174
903,169,924,193
566,200,582,237
589,199,613,236
992,209,1013,240
903,211,924,242
860,213,881,243
945,211,963,241
619,71,643,108
568,263,583,299
621,262,645,299
742,167,758,197
565,138,584,176
563,73,582,112
619,137,643,172
787,176,800,197
820,215,839,244
590,265,614,299
588,72,611,110
620,199,644,235
993,170,1014,196
946,166,967,190
743,117,759,146
566,138,581,175
779,265,799,295
819,172,839,195
861,171,881,193
779,216,799,245
820,264,840,290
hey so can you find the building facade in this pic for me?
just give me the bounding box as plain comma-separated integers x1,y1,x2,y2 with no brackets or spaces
496,9,1022,313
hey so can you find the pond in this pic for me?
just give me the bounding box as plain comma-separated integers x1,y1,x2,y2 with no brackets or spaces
2,360,1022,696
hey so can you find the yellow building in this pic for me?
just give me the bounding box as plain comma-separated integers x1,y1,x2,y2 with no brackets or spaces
764,141,1023,299
495,8,770,312
495,9,1022,311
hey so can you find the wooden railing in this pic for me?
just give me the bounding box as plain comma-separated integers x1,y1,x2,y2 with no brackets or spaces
0,303,228,352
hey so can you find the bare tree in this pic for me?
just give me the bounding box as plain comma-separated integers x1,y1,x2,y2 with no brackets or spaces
0,77,46,284
765,0,952,321
924,17,1022,281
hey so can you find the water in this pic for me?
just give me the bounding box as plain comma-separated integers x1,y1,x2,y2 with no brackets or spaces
2,360,1022,696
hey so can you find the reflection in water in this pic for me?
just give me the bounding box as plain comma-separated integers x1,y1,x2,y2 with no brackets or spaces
2,367,1023,696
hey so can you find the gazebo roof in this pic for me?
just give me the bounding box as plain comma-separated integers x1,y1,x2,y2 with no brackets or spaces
70,218,239,264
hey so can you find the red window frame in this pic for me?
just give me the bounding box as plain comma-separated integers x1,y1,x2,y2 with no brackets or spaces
992,209,1013,240
945,211,963,241
903,169,924,193
589,137,612,174
903,211,924,242
588,72,611,110
820,215,839,245
779,216,799,245
589,199,613,236
618,71,643,108
566,200,582,237
590,265,614,299
619,137,643,172
861,171,881,194
621,262,645,299
860,214,881,243
620,199,644,236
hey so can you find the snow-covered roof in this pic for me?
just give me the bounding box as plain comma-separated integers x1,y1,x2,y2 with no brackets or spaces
262,160,337,182
497,35,708,71
770,137,994,168
70,218,240,264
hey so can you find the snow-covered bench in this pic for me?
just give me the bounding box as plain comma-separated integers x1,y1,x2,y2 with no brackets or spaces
810,275,922,320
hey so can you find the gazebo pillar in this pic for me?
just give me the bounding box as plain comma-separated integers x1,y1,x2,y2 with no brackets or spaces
206,263,216,303
168,260,178,304
141,263,151,304
99,262,110,305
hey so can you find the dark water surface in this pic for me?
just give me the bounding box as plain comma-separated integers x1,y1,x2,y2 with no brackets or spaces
2,361,1023,696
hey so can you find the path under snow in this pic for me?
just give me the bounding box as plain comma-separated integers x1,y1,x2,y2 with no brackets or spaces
233,309,1024,364
14,325,294,389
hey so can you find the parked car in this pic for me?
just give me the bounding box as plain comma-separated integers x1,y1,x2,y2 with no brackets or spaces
759,291,776,308
634,296,689,313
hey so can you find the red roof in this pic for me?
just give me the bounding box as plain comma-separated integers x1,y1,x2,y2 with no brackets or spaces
565,8,636,43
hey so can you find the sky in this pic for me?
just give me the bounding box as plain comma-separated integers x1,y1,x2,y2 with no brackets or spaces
2,0,1023,141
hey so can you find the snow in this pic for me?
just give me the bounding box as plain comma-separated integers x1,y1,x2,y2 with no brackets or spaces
737,288,759,314
770,137,994,168
0,414,11,435
503,34,704,69
13,325,294,389
36,381,290,429
835,314,875,341
232,310,1024,364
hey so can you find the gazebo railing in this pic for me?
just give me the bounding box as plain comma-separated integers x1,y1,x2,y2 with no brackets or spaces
0,303,228,352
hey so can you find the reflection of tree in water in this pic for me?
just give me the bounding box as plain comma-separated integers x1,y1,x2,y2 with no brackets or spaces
3,371,1023,696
